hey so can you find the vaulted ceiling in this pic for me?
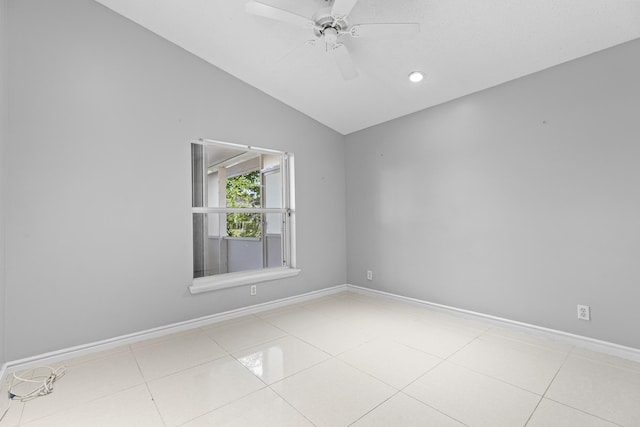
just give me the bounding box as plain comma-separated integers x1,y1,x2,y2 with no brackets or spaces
94,0,640,135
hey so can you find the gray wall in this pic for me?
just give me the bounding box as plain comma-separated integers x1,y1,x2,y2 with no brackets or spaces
5,0,346,360
346,39,640,349
0,0,8,367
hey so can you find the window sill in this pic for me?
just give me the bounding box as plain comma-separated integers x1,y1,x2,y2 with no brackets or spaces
189,267,301,295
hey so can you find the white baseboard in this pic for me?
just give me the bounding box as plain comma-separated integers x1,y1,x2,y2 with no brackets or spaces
346,284,640,363
3,282,639,388
0,284,348,386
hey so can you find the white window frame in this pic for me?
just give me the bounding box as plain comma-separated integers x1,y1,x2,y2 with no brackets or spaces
189,138,299,294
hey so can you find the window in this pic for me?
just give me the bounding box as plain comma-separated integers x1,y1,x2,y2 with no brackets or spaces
190,139,299,294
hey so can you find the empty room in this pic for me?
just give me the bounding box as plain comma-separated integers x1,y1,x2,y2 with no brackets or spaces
1,0,639,426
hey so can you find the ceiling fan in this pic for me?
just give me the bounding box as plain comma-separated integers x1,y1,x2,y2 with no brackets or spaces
245,0,420,80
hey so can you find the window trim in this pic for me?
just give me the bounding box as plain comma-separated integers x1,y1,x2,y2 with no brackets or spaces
190,138,298,294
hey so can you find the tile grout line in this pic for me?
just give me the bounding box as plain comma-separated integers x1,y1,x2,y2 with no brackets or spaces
15,383,144,426
397,333,546,427
173,384,274,427
130,344,168,427
442,330,577,399
541,397,626,427
133,305,332,425
263,317,450,425
529,348,625,427
0,398,23,427
443,358,548,399
402,392,472,427
395,357,473,427
131,334,232,383
522,395,545,426
523,344,574,427
259,315,394,426
346,390,401,426
217,316,337,426
266,383,318,426
481,326,575,355
226,332,331,391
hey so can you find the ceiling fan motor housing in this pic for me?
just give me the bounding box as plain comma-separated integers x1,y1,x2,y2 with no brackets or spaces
313,7,348,39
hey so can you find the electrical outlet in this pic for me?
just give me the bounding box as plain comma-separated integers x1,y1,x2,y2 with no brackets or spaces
367,270,373,281
577,304,590,320
250,285,257,296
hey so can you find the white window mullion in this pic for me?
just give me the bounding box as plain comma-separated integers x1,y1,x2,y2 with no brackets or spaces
192,207,289,214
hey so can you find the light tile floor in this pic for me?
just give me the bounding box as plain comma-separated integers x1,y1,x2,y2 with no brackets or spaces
1,291,640,426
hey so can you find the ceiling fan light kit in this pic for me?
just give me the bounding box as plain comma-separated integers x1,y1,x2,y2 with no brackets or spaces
245,0,420,81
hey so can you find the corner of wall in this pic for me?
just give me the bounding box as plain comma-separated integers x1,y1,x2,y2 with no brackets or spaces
343,39,640,350
4,0,348,359
0,0,9,368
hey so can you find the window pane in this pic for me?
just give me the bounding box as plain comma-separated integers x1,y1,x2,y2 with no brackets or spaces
227,170,261,208
191,144,205,208
264,171,281,208
193,212,285,277
227,212,262,238
264,171,282,235
193,213,227,277
207,171,219,208
227,238,263,272
266,212,285,268
193,213,205,278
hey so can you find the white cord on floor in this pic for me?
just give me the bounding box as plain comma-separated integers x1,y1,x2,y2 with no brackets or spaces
0,404,9,424
8,366,66,402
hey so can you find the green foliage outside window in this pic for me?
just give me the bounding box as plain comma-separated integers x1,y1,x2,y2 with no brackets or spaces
226,170,262,238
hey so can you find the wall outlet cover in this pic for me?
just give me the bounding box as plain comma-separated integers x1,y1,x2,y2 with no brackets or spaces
577,304,591,320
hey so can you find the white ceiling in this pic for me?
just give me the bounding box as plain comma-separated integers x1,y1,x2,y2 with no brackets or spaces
94,0,640,135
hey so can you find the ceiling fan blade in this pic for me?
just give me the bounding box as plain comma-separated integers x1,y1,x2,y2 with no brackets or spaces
245,1,315,29
331,43,358,80
331,0,359,18
350,23,420,38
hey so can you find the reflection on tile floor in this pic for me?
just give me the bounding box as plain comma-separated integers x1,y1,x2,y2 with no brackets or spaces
2,290,639,426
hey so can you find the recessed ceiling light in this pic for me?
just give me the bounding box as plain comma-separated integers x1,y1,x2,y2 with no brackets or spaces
408,71,424,83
